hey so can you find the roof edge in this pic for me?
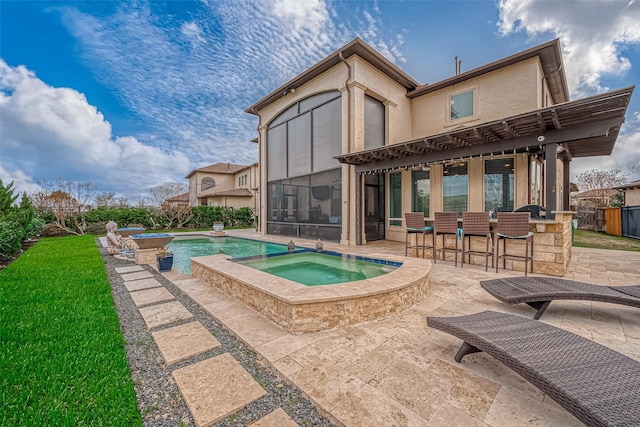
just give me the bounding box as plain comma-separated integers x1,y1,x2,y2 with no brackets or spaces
245,37,419,114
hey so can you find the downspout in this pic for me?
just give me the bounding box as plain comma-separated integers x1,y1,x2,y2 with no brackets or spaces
339,51,354,244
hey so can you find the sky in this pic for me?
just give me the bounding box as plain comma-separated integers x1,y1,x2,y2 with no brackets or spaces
1,0,639,202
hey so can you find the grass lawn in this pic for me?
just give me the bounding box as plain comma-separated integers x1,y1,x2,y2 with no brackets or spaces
0,236,141,426
573,229,640,251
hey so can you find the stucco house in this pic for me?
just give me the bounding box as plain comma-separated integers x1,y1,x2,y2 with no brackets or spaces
246,38,633,244
614,179,640,206
186,162,259,212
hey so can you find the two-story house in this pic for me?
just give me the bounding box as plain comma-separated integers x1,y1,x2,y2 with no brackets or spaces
186,162,259,212
246,38,633,244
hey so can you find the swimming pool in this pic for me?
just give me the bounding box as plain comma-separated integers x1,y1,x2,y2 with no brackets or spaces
236,251,399,286
167,236,297,274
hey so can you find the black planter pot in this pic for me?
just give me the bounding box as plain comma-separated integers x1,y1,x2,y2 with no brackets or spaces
157,255,174,272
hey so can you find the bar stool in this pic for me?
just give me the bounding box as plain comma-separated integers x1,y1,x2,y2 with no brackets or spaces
495,212,534,276
404,212,434,258
434,212,461,266
461,212,493,271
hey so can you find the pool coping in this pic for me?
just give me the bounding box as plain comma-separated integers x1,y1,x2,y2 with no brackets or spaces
190,250,431,332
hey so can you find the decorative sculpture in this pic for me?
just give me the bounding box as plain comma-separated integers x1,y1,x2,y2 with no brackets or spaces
287,239,295,253
315,239,323,253
106,221,120,255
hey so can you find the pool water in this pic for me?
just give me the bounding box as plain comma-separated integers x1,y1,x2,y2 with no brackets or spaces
236,252,399,286
167,236,296,274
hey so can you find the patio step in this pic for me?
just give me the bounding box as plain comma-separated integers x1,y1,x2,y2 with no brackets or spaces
152,321,221,365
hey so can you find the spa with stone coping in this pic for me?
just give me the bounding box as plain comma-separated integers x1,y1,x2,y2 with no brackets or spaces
190,252,430,332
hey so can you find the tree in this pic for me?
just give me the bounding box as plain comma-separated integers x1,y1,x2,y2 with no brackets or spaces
574,169,628,208
150,184,192,228
31,179,96,235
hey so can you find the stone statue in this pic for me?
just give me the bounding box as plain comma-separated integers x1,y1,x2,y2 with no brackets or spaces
106,221,120,255
315,239,323,253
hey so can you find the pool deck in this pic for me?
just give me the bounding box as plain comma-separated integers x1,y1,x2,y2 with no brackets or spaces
161,230,640,426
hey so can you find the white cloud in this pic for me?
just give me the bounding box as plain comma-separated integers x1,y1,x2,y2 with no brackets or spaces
181,21,205,44
271,0,329,34
498,0,640,96
0,167,41,195
498,0,640,181
0,59,190,199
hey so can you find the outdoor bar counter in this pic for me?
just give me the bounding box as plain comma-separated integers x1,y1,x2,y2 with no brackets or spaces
408,211,575,277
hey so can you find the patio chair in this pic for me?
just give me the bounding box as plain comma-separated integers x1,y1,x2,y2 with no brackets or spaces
427,310,640,427
495,212,533,276
404,212,434,258
461,212,493,271
480,277,640,319
433,212,461,266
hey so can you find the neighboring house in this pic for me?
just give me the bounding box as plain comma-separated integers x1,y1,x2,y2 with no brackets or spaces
246,38,633,244
614,179,640,206
162,192,190,207
570,189,618,207
186,162,259,212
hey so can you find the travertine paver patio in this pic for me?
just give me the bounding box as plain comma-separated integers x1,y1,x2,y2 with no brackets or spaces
129,286,175,307
124,277,163,292
137,300,193,329
248,408,298,427
160,230,640,426
152,321,221,365
172,353,267,426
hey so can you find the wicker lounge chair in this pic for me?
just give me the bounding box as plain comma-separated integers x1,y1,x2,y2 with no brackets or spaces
481,277,640,319
427,311,640,427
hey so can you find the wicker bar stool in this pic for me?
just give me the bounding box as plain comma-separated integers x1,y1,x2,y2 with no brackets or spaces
495,212,534,276
461,212,494,271
404,212,434,258
433,212,461,266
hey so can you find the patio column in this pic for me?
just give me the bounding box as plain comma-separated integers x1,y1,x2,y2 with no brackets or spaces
355,172,362,246
545,143,557,219
562,154,571,210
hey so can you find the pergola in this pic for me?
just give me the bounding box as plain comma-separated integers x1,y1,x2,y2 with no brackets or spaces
335,86,634,244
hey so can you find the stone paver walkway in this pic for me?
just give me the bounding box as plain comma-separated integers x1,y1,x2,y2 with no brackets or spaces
158,231,640,427
114,264,298,427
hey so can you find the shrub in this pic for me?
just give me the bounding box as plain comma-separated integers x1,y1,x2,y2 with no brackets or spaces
24,218,45,240
0,221,24,258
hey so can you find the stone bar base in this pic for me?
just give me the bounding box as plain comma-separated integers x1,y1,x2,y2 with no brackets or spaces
403,211,574,276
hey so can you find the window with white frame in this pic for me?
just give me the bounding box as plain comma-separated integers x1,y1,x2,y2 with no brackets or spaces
449,89,474,121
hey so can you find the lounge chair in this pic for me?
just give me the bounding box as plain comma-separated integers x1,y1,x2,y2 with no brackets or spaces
427,311,640,427
480,277,640,319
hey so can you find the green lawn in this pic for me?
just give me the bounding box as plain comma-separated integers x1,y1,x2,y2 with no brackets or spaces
573,229,640,251
0,236,141,426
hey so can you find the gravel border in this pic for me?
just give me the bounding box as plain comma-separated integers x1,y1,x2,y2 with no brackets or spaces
100,241,337,427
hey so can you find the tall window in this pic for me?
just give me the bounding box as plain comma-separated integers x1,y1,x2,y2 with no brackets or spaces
411,169,430,217
267,91,341,181
364,95,384,149
450,89,474,121
443,162,468,215
389,172,402,226
484,158,514,212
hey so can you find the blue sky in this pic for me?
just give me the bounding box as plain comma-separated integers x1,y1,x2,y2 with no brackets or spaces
1,0,639,201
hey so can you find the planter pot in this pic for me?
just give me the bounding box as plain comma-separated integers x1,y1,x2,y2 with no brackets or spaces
213,223,224,232
157,255,174,272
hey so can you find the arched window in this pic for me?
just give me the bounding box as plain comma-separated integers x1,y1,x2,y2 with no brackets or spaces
267,91,341,181
201,177,216,190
